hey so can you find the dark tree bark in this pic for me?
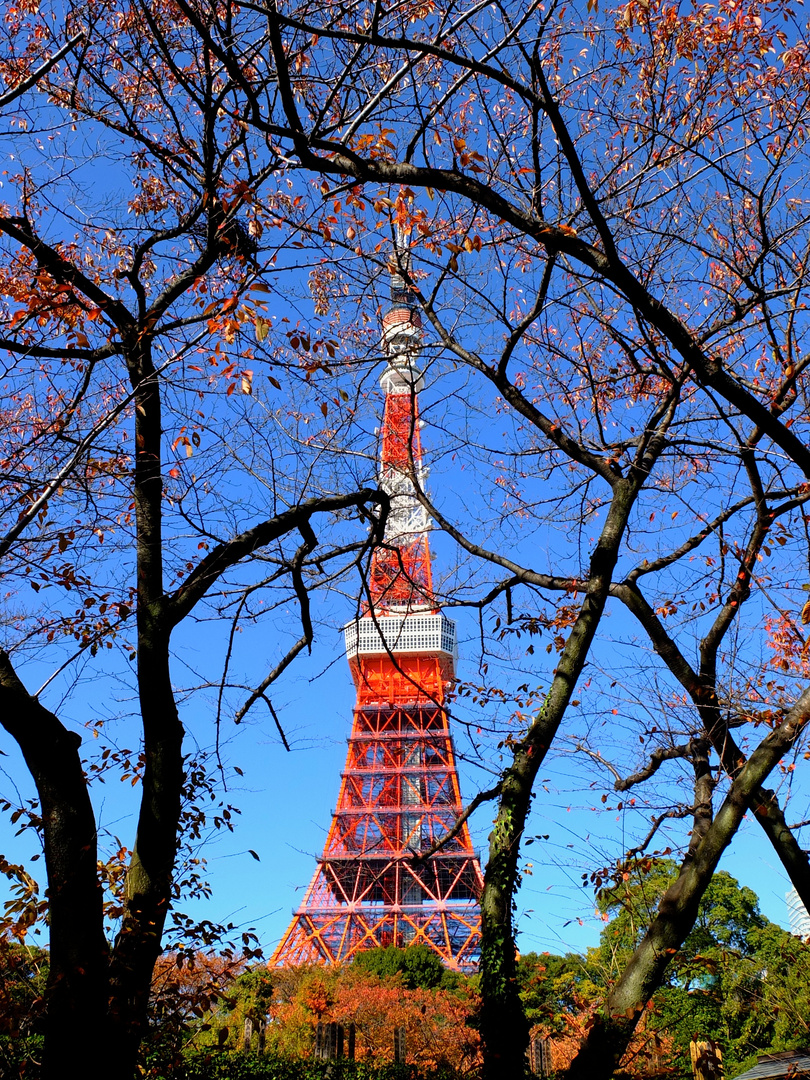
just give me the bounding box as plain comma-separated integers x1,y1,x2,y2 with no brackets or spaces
0,652,109,1075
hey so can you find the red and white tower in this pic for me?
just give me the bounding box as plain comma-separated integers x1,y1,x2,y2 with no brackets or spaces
271,238,483,970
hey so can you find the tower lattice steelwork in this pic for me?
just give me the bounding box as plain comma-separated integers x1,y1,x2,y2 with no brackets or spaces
271,241,483,970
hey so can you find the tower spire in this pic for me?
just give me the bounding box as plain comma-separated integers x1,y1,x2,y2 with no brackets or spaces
270,234,482,971
371,227,433,612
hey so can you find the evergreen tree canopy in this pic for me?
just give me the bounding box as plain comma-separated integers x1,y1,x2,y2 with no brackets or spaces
351,945,458,992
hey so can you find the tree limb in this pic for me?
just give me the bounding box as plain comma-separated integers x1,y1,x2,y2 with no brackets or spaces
0,32,85,110
412,781,503,864
166,489,386,628
567,686,810,1079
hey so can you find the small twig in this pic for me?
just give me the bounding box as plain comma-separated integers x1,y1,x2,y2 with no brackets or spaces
625,807,695,860
229,513,320,729
573,743,623,786
260,696,291,753
215,593,249,782
234,632,310,728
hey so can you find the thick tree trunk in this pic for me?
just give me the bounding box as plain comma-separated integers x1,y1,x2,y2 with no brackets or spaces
478,747,534,1078
0,652,109,1077
107,629,184,1074
479,477,642,1079
105,338,185,1076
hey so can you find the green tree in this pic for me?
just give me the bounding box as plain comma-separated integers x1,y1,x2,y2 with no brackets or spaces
352,945,460,992
209,966,276,1051
732,923,810,1062
595,864,810,1077
516,952,595,1033
597,865,765,978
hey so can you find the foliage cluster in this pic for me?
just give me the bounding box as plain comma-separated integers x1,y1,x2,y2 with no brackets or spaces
134,947,480,1078
4,875,809,1080
0,935,47,1079
351,946,462,993
138,891,810,1080
254,960,479,1072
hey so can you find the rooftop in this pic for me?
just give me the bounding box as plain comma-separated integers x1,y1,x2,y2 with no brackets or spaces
734,1050,810,1080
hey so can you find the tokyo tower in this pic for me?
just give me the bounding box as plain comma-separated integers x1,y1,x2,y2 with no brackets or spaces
271,238,483,970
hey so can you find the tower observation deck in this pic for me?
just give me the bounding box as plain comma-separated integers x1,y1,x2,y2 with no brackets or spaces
270,237,483,970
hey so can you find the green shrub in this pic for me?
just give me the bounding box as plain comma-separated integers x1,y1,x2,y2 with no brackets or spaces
178,1051,473,1080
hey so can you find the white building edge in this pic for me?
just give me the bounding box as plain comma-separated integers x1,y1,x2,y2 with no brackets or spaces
786,885,810,937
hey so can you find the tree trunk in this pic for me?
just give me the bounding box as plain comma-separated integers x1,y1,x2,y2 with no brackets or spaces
479,477,642,1078
479,747,533,1078
107,627,184,1073
105,338,185,1075
0,652,110,1077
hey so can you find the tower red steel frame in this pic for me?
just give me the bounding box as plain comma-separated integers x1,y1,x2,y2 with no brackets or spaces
271,243,483,971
